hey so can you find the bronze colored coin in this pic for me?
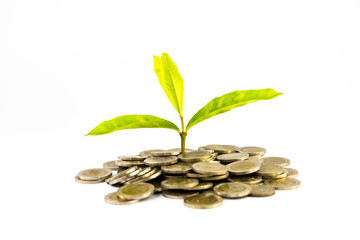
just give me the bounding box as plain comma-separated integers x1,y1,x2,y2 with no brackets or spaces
200,172,229,181
162,190,199,199
198,146,215,153
77,168,112,181
185,182,213,191
250,185,275,197
227,159,261,175
103,161,121,171
75,175,107,184
248,156,263,164
144,156,178,167
104,192,140,205
192,162,228,176
139,169,162,182
161,178,199,190
264,177,301,190
106,166,139,183
161,162,193,174
205,144,240,154
124,168,159,184
186,171,214,178
266,168,288,179
107,168,142,185
239,146,266,157
178,150,213,162
257,163,284,177
228,174,263,184
118,155,147,161
115,160,145,167
214,182,252,198
139,149,164,157
151,150,181,157
285,168,299,178
262,157,290,167
168,148,194,152
117,183,155,200
217,152,249,162
184,194,223,209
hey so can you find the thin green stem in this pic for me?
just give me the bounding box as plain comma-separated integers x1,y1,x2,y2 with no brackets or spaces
180,115,186,154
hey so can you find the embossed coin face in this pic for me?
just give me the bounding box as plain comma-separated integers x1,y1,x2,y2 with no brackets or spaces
192,162,228,175
75,176,107,184
213,182,252,198
178,150,213,162
284,168,299,178
162,190,199,199
216,152,249,162
262,157,290,167
104,192,140,205
161,162,193,174
205,144,240,154
250,185,275,197
77,168,112,181
227,174,263,184
257,163,284,177
139,149,165,157
239,146,266,157
184,194,223,209
151,150,181,157
118,155,147,161
117,183,155,200
161,178,199,190
227,159,261,175
103,161,121,171
144,156,178,167
264,177,301,190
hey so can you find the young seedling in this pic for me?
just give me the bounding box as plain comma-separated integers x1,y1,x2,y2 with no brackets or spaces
86,53,282,154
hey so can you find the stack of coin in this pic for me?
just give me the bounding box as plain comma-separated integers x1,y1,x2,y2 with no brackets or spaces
76,145,301,209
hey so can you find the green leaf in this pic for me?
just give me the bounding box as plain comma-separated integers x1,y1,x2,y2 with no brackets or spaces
153,53,184,116
186,88,283,131
86,114,180,136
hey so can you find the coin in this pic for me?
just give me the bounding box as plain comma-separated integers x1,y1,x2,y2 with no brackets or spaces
77,168,112,181
184,182,213,191
139,169,162,182
250,185,275,197
199,172,229,181
248,156,263,164
168,148,194,153
186,171,214,178
118,155,147,161
228,174,263,184
178,150,213,162
106,166,139,183
266,168,288,179
284,168,299,178
164,174,185,180
144,156,178,166
214,182,252,198
162,190,199,199
257,164,284,177
205,144,240,154
124,168,159,184
184,194,223,209
238,146,266,157
103,161,121,171
216,152,249,162
192,162,228,175
75,175,107,184
139,149,164,157
117,183,155,200
104,192,140,205
148,179,162,192
262,157,290,167
161,162,193,174
198,146,215,153
115,160,145,167
151,150,181,157
227,159,261,175
161,178,199,190
107,168,142,185
264,177,301,190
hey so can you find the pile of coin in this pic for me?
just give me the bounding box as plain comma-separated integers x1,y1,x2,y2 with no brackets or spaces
76,145,300,209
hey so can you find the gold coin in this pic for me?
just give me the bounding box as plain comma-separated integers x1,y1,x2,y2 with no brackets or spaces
161,162,193,174
257,163,284,177
115,159,145,167
77,168,112,181
227,174,263,184
117,183,155,200
124,168,159,184
205,144,240,154
199,172,229,181
178,150,213,162
227,159,261,175
144,156,178,166
192,162,228,175
168,148,194,152
161,178,199,190
164,175,186,180
138,169,162,182
264,177,301,190
266,168,288,179
186,171,214,178
198,146,215,153
262,157,290,167
139,149,164,157
216,152,249,162
250,185,275,197
151,150,181,157
103,161,121,171
184,194,223,209
75,175,107,184
106,166,139,183
162,190,199,199
213,182,252,198
148,179,162,192
107,168,142,185
285,168,299,178
118,155,147,161
184,182,213,191
248,156,263,164
104,192,140,205
239,146,266,157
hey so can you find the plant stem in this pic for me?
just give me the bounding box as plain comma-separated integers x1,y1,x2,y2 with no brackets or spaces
180,115,186,154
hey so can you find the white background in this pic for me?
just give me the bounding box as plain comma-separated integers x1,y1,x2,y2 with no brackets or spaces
1,0,359,239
